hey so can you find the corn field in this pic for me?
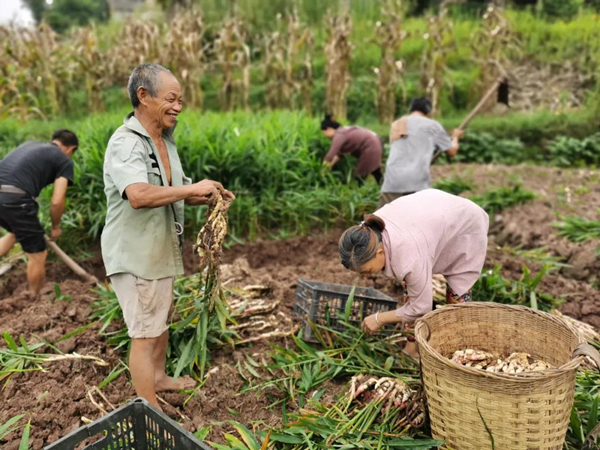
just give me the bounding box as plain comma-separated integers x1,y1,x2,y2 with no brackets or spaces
2,5,600,121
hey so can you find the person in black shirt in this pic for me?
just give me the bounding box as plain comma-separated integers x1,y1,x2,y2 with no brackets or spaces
0,129,78,297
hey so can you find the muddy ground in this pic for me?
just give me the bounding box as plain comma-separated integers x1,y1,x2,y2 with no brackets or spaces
1,163,599,448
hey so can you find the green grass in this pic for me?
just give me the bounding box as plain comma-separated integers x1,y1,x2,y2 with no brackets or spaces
0,110,379,248
3,108,592,251
554,216,600,243
472,264,562,311
470,184,536,217
433,177,475,195
567,370,600,449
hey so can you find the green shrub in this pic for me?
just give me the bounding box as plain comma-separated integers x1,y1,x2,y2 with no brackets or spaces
473,263,561,311
547,133,600,167
540,0,584,19
470,184,536,216
433,177,475,195
452,132,531,164
554,216,600,242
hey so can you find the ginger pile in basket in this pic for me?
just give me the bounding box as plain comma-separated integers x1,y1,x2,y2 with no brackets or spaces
451,349,554,374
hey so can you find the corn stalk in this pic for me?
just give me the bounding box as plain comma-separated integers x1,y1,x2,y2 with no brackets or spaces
107,21,162,86
71,26,106,112
162,7,207,109
324,11,353,120
373,0,406,124
213,14,251,111
470,5,520,112
263,9,314,112
420,2,455,116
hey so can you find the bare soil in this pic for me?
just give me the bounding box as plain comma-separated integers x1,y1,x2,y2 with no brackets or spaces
1,164,599,448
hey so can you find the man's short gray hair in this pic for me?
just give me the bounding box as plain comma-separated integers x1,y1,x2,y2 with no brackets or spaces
127,64,173,108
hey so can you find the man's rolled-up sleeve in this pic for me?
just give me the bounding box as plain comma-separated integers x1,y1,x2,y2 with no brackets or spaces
431,121,453,152
183,173,192,186
395,258,433,322
106,136,148,199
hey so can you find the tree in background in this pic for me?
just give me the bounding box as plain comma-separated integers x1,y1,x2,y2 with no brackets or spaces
21,0,47,24
42,0,111,34
539,0,583,19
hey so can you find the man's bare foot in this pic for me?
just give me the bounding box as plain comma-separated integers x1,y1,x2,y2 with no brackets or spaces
155,375,197,392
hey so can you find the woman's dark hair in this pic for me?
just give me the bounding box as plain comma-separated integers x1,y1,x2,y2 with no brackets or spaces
339,214,386,271
321,113,341,130
409,97,432,115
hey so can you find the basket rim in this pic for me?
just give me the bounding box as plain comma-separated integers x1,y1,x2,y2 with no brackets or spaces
414,302,586,382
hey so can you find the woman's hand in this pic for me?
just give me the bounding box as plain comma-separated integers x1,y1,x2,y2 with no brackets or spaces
361,313,383,335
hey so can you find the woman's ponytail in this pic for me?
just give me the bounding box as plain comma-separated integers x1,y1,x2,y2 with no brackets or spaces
361,214,385,236
339,214,386,271
321,113,341,130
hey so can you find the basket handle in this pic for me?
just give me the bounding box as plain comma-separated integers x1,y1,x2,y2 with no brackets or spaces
415,319,431,341
573,342,600,370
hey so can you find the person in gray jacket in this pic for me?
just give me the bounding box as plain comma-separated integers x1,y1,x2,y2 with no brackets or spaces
379,98,463,208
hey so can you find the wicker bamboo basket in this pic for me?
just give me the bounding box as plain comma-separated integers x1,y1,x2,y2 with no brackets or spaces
414,302,594,450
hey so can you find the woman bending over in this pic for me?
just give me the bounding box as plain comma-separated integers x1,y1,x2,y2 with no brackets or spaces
339,189,489,356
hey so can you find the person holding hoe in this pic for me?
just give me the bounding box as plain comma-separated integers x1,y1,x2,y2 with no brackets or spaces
0,129,79,297
379,98,463,208
338,188,489,358
321,114,383,184
101,63,234,408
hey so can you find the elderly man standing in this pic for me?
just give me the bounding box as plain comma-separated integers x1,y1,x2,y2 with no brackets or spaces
102,64,234,407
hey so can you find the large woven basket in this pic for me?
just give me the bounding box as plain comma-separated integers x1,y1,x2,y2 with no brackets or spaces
414,302,590,450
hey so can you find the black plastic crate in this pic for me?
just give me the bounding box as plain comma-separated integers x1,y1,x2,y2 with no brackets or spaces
45,397,212,450
293,279,398,342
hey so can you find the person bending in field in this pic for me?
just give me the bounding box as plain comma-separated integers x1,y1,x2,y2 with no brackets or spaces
338,189,489,359
0,130,78,297
321,114,383,184
379,98,463,208
101,63,234,408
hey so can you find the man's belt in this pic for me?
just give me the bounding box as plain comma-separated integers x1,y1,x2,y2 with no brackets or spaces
0,185,27,195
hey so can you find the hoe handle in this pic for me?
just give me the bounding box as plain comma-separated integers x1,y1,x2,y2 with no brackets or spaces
431,77,506,165
44,236,98,284
458,77,505,131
